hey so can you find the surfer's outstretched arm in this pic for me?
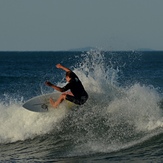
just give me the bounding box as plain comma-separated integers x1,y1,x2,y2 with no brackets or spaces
56,64,71,72
45,81,65,92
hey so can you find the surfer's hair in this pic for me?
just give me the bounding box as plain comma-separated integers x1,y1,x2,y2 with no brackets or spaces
66,71,75,79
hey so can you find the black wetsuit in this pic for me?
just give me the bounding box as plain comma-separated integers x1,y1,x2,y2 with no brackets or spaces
62,72,88,105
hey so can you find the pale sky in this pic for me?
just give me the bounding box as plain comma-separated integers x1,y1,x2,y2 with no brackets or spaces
0,0,163,51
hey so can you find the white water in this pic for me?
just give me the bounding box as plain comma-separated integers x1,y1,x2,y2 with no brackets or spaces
0,51,163,154
0,95,68,143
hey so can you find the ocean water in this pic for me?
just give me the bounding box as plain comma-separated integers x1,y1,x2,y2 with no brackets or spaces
0,51,163,162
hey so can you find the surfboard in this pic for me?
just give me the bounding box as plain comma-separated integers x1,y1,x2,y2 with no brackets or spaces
22,92,75,112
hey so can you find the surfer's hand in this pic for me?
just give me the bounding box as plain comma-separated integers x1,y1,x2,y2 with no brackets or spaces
56,64,62,69
45,81,53,87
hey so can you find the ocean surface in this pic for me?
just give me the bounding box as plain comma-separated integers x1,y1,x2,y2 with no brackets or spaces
0,51,163,162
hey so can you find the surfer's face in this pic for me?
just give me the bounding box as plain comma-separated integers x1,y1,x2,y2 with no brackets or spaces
66,76,71,82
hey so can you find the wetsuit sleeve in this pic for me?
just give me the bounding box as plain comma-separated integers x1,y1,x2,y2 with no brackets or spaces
62,83,71,92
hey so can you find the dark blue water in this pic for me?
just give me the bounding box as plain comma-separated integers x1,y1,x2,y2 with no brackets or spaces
0,51,163,162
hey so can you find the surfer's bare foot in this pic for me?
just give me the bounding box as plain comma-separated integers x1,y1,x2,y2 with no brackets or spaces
49,98,58,108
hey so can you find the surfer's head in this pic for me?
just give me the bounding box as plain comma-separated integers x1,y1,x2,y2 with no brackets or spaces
66,71,73,82
66,71,75,82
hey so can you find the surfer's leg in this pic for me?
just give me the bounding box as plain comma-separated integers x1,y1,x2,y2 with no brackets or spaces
50,94,66,108
49,98,57,108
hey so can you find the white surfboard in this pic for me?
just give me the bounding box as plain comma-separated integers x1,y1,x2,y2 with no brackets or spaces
22,92,75,112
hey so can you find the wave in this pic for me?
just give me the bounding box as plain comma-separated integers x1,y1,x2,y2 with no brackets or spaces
0,95,69,144
0,51,163,156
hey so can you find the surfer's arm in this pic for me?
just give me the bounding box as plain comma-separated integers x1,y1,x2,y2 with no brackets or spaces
51,85,65,92
45,81,65,92
56,64,71,72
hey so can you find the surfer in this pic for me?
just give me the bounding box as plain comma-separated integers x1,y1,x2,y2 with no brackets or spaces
45,64,88,108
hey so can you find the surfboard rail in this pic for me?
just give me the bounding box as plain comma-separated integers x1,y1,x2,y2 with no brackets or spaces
22,92,75,112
